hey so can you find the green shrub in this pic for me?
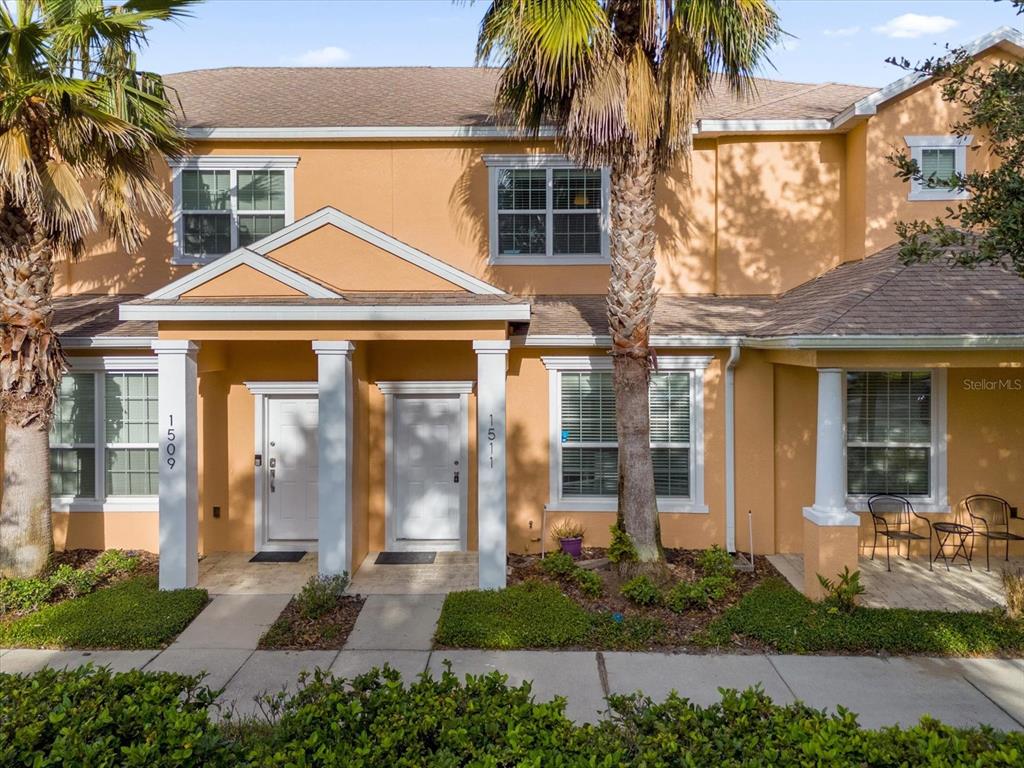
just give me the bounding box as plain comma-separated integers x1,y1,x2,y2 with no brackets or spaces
703,577,1024,655
48,564,99,599
436,581,592,649
7,667,1023,767
541,551,578,577
817,566,866,613
665,575,732,613
0,666,234,767
295,573,349,620
697,544,734,579
575,568,604,598
550,518,586,543
0,577,54,614
620,575,661,606
92,549,140,577
608,524,638,564
0,575,208,649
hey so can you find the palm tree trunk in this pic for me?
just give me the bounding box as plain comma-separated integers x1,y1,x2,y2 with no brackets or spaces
1,217,62,577
607,148,662,565
0,411,51,577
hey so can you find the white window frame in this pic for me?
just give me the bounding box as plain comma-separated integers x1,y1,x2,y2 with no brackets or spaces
168,156,298,266
51,356,159,513
844,368,949,513
484,154,610,265
904,136,972,202
542,355,710,513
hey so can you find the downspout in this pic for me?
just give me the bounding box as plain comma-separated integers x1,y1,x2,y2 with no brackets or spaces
725,343,741,552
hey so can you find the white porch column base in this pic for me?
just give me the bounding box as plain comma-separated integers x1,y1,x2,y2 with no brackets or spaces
474,340,510,590
153,340,199,590
313,341,355,577
803,505,860,527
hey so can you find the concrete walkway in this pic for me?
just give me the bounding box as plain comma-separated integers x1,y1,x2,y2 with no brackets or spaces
3,647,1021,730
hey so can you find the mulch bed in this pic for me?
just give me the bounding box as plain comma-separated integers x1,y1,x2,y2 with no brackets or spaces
257,595,365,650
507,548,782,651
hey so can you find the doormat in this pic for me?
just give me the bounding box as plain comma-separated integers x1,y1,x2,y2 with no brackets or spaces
375,551,436,565
250,551,306,563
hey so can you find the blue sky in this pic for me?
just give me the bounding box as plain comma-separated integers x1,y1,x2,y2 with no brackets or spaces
139,1,1022,87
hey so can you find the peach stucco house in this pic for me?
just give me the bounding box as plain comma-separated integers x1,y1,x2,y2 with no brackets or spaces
12,27,1024,595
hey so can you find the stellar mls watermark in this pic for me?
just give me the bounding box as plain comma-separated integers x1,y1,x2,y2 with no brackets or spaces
961,377,1024,391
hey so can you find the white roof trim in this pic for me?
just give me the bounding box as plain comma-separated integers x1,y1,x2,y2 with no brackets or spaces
60,335,157,349
518,334,742,348
519,333,1024,351
146,248,340,300
245,206,507,296
695,118,834,135
183,126,559,141
119,302,531,322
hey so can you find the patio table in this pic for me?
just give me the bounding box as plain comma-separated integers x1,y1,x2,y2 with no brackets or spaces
932,522,973,571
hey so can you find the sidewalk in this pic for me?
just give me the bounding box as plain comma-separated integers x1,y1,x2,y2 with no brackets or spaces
3,645,1021,729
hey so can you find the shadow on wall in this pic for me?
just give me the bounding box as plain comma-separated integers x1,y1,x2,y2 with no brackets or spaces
505,419,549,555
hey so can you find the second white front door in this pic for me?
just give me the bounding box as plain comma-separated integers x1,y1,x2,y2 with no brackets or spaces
392,394,462,548
266,396,319,543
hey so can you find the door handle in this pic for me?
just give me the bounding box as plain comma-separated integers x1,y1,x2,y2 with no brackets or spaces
270,467,276,493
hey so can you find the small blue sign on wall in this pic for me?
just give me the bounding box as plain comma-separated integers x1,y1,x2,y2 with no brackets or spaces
561,429,570,443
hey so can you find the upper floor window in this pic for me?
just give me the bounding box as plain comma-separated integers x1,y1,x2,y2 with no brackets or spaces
542,355,709,513
51,359,160,512
904,136,971,202
484,155,609,265
169,156,298,265
845,369,948,511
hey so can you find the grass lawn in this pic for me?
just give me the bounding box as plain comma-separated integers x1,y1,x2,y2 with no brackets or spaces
435,581,665,650
0,575,208,650
701,577,1024,656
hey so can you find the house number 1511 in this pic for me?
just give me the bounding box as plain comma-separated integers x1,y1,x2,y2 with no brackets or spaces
166,414,177,469
487,414,496,468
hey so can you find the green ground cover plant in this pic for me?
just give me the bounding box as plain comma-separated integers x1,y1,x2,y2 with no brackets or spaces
3,666,1023,767
541,551,604,597
0,575,207,649
703,577,1024,655
0,549,140,615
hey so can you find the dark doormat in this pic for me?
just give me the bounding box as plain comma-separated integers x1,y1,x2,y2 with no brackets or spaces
250,551,306,563
375,551,436,565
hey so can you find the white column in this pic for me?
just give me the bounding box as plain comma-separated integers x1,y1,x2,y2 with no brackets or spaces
152,340,200,590
803,368,860,526
474,340,510,589
313,341,355,577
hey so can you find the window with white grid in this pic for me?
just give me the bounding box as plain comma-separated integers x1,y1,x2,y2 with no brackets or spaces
486,156,608,264
905,136,971,202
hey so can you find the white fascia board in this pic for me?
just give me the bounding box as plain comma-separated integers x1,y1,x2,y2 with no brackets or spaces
183,126,559,141
146,248,339,300
119,303,532,322
247,206,507,296
519,334,741,348
60,336,157,349
696,118,835,135
541,354,713,371
749,334,1024,350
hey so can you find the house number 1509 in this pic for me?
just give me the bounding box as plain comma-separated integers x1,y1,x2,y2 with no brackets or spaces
166,414,177,469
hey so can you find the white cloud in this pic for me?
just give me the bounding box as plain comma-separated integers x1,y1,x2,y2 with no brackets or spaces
873,14,958,39
284,45,351,66
824,26,860,38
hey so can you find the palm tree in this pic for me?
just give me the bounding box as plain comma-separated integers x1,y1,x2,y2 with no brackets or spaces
0,0,191,577
477,0,781,567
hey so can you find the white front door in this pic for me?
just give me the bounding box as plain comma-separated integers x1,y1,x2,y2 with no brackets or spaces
265,396,319,543
392,394,462,548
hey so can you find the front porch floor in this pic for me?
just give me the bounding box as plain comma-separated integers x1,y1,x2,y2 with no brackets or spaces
199,552,318,595
348,552,478,595
769,553,1022,612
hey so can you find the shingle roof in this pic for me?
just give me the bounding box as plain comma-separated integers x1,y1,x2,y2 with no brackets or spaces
524,246,1024,341
53,295,154,338
163,67,875,129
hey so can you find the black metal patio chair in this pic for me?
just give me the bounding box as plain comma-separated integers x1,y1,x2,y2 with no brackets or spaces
867,494,933,572
963,494,1024,571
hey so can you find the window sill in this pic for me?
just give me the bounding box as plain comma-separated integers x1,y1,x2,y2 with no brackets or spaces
490,254,609,266
171,254,225,267
847,498,951,515
907,189,970,202
53,498,159,513
546,500,708,514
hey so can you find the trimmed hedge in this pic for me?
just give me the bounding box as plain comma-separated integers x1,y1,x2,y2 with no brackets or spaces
704,577,1024,655
2,666,1023,767
0,575,207,649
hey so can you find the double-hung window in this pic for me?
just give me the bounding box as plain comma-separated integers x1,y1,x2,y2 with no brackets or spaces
50,359,159,511
484,155,609,265
904,136,971,202
544,356,708,512
170,156,298,264
845,369,947,510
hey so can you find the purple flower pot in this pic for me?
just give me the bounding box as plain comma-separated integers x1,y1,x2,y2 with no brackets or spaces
559,537,583,558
